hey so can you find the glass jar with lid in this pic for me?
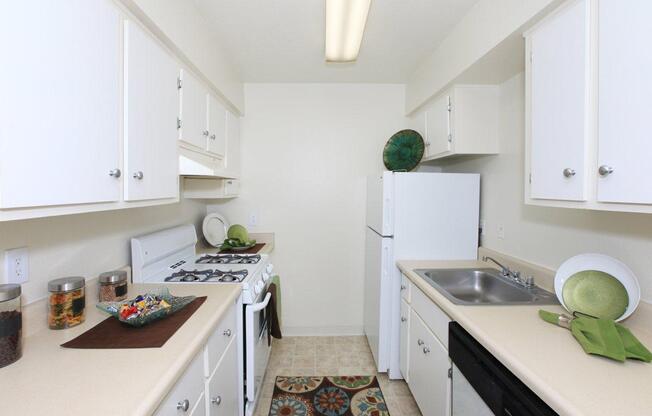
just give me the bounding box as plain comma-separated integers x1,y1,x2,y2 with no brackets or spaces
0,284,22,368
98,270,128,302
48,276,85,330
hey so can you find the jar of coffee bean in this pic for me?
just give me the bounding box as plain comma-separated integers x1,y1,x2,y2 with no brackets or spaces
0,284,22,368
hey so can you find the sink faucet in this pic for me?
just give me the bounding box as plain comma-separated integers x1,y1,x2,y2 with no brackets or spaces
482,256,533,288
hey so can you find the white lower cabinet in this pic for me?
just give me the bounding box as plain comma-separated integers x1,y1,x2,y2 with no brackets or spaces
408,309,451,416
206,337,239,416
399,298,410,381
155,301,240,416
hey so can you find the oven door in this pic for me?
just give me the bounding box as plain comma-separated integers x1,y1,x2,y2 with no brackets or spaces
245,291,272,406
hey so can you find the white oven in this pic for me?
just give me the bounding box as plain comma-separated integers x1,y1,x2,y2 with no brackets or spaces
245,289,272,415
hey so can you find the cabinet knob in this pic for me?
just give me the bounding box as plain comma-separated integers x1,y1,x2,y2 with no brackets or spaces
599,165,614,177
203,130,210,137
133,171,144,180
176,399,190,412
108,168,121,178
210,134,216,140
211,396,222,406
563,168,576,178
425,141,431,147
223,329,232,337
423,346,431,354
401,316,407,322
400,284,407,291
417,339,424,346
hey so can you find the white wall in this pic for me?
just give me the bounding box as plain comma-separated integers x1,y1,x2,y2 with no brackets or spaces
209,83,407,335
0,200,206,304
129,0,244,112
406,0,560,114
440,73,652,302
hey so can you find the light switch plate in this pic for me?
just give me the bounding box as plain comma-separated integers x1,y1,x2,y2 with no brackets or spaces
5,247,29,284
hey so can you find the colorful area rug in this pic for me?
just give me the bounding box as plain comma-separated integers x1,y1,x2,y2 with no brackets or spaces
269,376,390,416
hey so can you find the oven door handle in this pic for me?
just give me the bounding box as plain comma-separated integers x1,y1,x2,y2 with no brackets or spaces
251,292,271,312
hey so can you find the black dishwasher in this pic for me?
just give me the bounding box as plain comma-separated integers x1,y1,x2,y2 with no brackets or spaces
449,322,558,416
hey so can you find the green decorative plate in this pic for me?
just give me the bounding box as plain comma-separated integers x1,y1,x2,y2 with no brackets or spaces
383,129,425,172
562,270,629,320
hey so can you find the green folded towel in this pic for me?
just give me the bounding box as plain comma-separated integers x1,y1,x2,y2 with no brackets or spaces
539,310,652,363
271,275,282,327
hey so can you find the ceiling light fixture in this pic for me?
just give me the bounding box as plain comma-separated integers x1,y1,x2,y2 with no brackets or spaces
325,0,371,62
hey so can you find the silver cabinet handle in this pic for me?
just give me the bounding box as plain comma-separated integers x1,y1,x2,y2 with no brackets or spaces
423,346,430,354
203,130,210,137
400,284,407,291
401,316,407,322
210,134,216,140
417,339,424,346
599,165,614,176
108,168,121,178
176,399,190,412
563,168,576,178
133,171,144,180
223,329,232,337
211,396,222,406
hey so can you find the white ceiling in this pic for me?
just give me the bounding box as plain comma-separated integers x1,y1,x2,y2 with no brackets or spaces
192,0,480,83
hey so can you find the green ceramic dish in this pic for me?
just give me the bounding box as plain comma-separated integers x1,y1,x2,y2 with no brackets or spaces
383,129,425,172
562,270,629,320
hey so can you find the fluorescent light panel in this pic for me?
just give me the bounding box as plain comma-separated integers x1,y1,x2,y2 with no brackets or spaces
325,0,371,62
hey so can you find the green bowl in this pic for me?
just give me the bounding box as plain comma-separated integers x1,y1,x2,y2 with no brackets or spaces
562,270,629,320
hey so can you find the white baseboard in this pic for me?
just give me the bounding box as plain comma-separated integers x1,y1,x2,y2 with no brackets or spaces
282,325,365,337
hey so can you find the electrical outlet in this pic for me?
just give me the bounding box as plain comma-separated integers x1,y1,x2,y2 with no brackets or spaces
248,213,258,227
497,225,505,240
5,247,29,284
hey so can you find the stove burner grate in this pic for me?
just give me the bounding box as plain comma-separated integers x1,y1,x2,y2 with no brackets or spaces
164,268,249,283
196,254,261,265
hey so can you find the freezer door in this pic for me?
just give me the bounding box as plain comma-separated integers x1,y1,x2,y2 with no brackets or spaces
363,227,392,372
366,173,393,236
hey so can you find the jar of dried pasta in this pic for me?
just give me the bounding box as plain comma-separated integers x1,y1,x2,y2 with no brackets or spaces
98,270,128,302
48,277,85,330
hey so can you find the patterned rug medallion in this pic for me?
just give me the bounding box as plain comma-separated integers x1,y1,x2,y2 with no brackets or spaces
268,375,390,416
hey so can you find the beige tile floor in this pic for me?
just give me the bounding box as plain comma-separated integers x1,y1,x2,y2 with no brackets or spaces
254,336,423,416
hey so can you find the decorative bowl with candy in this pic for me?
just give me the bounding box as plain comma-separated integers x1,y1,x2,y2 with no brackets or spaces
96,288,196,327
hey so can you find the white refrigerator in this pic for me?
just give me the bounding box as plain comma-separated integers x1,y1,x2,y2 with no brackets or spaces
364,172,480,379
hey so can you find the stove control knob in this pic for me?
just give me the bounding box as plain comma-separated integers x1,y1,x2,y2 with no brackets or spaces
253,284,260,295
257,281,265,293
262,272,270,282
266,264,274,274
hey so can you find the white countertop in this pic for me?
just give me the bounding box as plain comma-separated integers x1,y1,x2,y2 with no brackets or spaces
0,283,241,416
397,259,652,416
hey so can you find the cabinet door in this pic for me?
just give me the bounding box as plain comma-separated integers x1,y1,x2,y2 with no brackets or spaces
0,0,121,209
124,21,179,201
408,310,451,416
207,337,239,416
180,70,209,150
207,95,226,157
399,298,410,381
425,94,452,157
528,0,589,201
597,0,652,204
225,111,241,178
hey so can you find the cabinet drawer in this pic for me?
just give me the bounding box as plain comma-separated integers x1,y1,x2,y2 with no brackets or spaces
400,274,411,303
205,302,237,376
155,352,205,416
190,392,206,416
412,285,450,348
207,338,239,416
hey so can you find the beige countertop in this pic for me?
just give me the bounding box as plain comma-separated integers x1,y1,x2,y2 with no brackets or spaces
397,259,652,416
1,283,241,416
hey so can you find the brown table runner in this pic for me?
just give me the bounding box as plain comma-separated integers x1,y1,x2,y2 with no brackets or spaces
61,297,206,349
219,243,265,254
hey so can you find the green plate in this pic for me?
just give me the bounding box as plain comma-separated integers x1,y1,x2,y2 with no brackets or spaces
383,129,425,172
562,270,629,320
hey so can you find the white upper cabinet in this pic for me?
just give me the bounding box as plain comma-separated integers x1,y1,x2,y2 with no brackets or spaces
179,69,209,150
528,0,589,202
225,111,242,179
207,95,227,157
124,21,179,202
525,0,652,213
596,0,652,204
422,85,499,162
0,0,121,209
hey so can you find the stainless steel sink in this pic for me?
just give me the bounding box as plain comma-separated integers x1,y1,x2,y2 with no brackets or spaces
414,268,559,305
